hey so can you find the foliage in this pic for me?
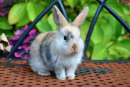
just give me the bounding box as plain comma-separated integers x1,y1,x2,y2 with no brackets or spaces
0,0,17,37
8,0,53,32
0,0,130,60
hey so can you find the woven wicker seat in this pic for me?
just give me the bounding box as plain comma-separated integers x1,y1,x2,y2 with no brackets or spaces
0,58,130,87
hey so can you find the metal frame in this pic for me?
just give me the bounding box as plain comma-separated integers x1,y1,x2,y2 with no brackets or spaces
6,0,130,60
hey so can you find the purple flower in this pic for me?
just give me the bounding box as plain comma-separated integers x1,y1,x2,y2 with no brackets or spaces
24,50,29,53
0,8,6,16
29,29,38,39
11,35,20,40
14,49,25,58
29,29,37,35
7,0,12,2
121,0,130,3
0,0,14,17
24,54,30,59
0,0,5,4
22,37,31,43
23,44,30,51
18,46,23,50
24,25,29,31
8,38,13,45
7,25,39,59
16,30,22,35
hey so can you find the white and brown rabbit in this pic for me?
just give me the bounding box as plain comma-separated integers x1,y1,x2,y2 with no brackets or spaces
29,5,89,80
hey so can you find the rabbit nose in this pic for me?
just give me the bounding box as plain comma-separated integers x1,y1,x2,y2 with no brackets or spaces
72,44,77,51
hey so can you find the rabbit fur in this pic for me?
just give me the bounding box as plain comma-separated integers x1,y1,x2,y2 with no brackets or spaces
29,5,89,80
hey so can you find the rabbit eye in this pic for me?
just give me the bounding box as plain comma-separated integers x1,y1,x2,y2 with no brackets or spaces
64,36,67,40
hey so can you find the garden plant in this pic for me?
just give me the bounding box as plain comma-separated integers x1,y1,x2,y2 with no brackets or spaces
0,0,130,60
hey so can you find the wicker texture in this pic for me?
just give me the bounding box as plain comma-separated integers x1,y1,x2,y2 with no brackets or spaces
0,58,130,87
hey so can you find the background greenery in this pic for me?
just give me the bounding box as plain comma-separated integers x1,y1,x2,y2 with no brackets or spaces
0,0,130,60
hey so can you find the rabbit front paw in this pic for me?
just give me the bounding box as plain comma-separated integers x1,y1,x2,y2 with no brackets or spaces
56,75,66,80
67,75,75,80
57,77,66,80
37,70,51,76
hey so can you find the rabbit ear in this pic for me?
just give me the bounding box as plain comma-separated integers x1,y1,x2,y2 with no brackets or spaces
53,5,68,28
72,7,89,28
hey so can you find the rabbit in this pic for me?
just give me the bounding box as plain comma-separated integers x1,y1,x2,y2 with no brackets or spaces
29,5,89,80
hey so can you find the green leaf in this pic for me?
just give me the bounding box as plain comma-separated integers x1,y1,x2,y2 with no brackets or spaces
108,44,119,57
27,1,52,33
126,16,130,26
47,13,57,31
80,20,90,31
115,46,130,56
108,41,130,60
80,0,86,5
86,40,93,58
92,44,109,60
97,18,108,25
80,20,90,41
83,3,104,17
8,3,26,24
0,17,13,30
91,25,104,45
0,30,14,37
37,3,45,14
108,55,118,60
80,29,86,41
86,4,98,17
100,25,113,44
106,15,123,39
115,42,130,56
120,39,130,52
16,15,30,27
26,1,44,22
107,0,124,16
39,0,53,6
66,0,78,8
36,18,52,33
122,3,129,16
115,21,122,39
